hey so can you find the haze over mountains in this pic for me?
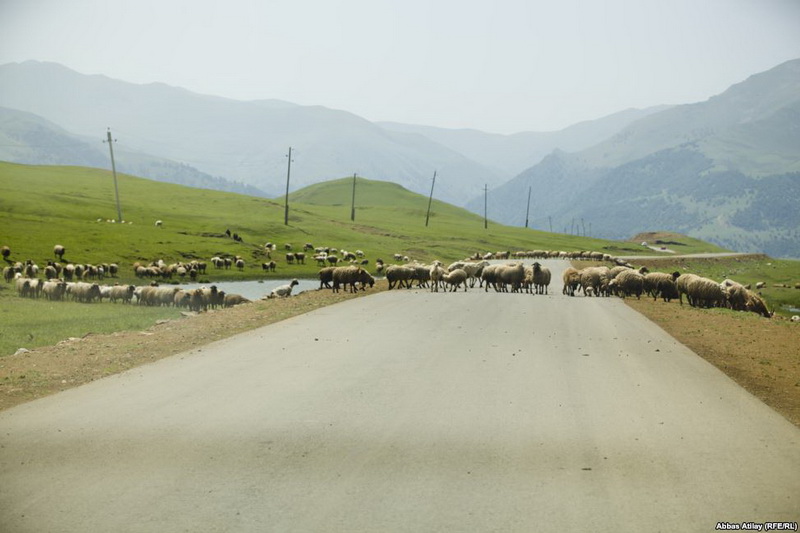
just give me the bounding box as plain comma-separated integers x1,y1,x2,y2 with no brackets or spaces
0,59,798,257
0,61,660,206
466,58,800,258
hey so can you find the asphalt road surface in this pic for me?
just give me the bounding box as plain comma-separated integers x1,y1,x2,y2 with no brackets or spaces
1,260,798,532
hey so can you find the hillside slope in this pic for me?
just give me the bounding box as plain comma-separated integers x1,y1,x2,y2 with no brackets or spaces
0,162,672,279
0,107,269,197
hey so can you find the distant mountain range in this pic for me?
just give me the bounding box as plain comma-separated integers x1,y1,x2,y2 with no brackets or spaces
0,61,658,207
465,58,800,258
1,59,798,257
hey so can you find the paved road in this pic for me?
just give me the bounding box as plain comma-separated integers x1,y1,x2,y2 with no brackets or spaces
1,260,798,532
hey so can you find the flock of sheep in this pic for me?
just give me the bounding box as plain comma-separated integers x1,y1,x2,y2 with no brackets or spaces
1,243,778,320
3,245,252,309
341,249,775,319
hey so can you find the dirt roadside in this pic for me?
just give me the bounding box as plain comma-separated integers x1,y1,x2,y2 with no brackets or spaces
1,282,798,428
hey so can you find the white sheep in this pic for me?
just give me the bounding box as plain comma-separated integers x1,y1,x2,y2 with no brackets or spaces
155,220,163,228
429,261,446,292
268,279,300,298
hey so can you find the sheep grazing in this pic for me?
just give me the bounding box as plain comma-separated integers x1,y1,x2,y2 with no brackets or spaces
683,275,726,309
720,279,748,311
41,280,68,301
268,279,300,298
676,273,701,306
644,272,680,299
53,244,65,261
262,261,277,272
744,289,772,318
224,293,251,307
235,258,245,271
155,220,163,228
1,245,9,260
531,262,551,295
442,269,468,292
612,269,645,299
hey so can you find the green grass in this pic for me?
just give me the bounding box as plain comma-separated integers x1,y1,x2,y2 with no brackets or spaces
0,287,181,356
0,161,737,355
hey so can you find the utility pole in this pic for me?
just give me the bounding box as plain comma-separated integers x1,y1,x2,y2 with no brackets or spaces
483,184,488,229
581,218,586,237
104,128,123,222
425,170,437,227
524,186,531,228
548,216,553,233
350,173,357,222
284,147,293,226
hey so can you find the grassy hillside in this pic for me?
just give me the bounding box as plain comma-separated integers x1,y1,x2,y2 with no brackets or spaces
0,163,671,283
0,162,743,356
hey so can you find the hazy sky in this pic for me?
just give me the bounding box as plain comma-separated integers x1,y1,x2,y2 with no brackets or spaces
2,0,799,134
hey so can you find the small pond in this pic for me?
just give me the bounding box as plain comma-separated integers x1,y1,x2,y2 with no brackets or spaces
175,278,322,301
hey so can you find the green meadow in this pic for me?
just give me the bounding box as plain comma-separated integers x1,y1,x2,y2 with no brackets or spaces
2,161,796,356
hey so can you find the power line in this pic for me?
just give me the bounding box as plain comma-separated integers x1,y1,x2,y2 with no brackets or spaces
103,128,123,222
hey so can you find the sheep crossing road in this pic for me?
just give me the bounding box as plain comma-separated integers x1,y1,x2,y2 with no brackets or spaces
1,260,798,532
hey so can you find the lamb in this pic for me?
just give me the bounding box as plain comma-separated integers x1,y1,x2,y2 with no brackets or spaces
442,268,468,291
262,261,277,272
224,293,251,307
531,262,551,294
268,279,300,298
562,267,581,296
385,265,415,290
53,244,65,261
